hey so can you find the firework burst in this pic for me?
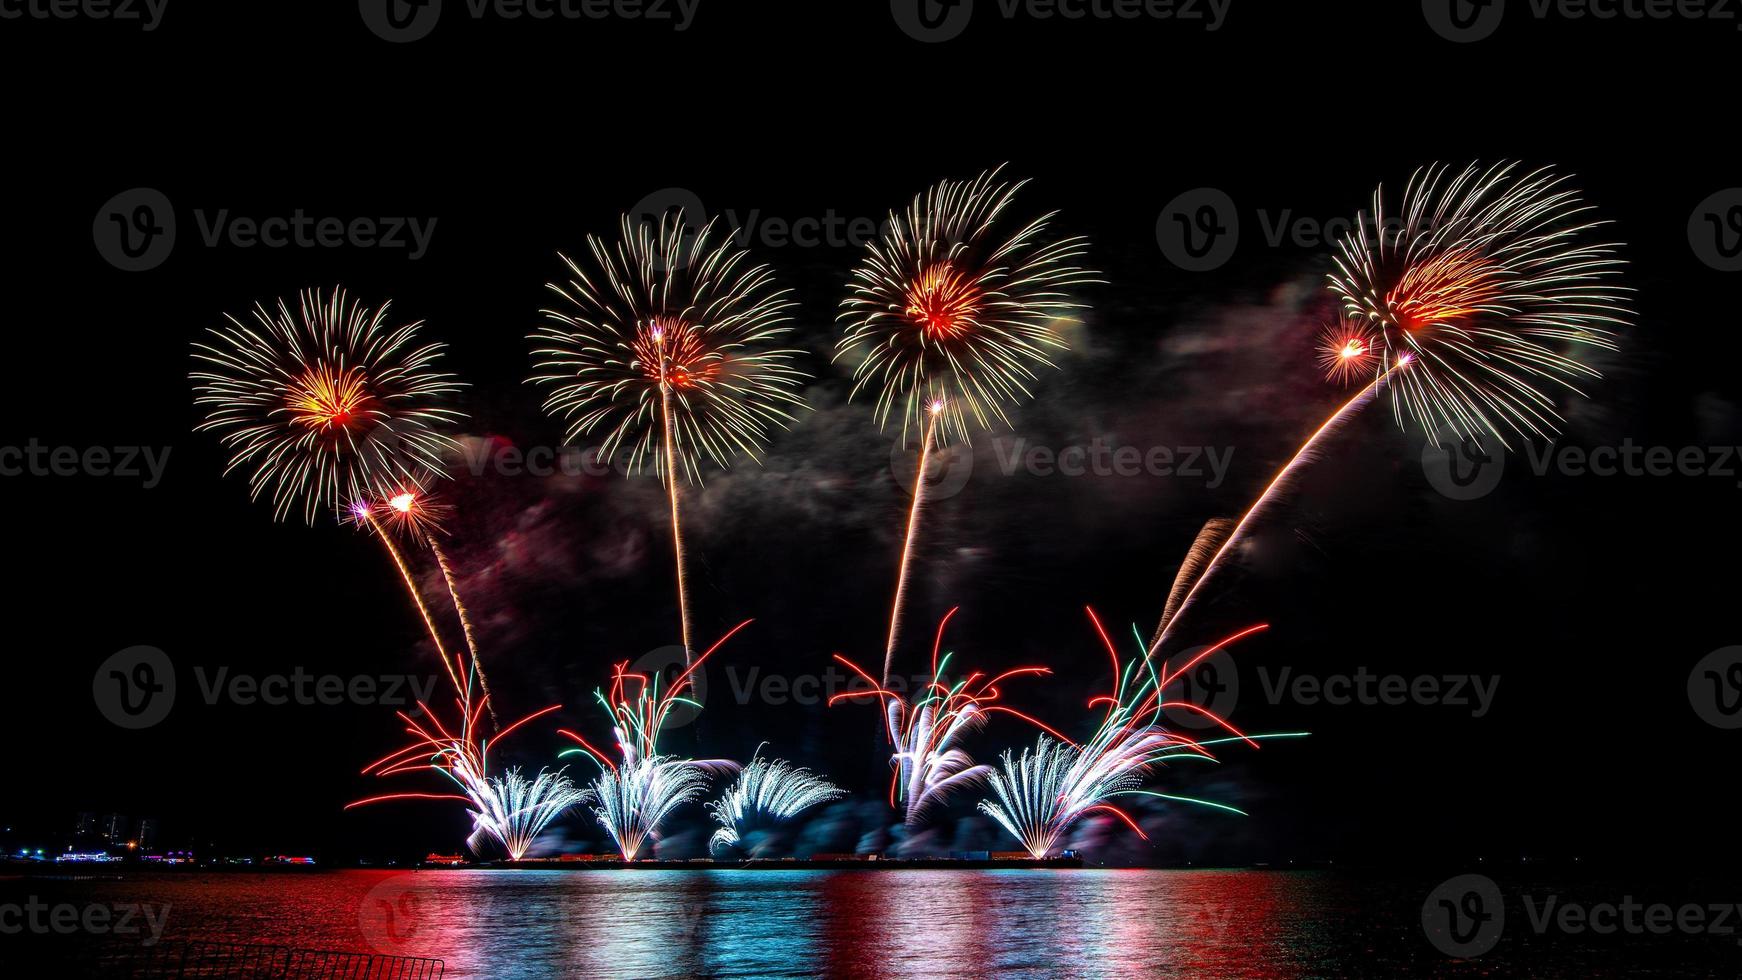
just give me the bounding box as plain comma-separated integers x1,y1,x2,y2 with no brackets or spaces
531,214,810,661
1328,161,1629,446
192,288,466,525
1152,163,1629,655
581,754,726,861
838,166,1096,683
837,164,1096,446
467,767,586,862
706,746,846,855
832,608,1065,826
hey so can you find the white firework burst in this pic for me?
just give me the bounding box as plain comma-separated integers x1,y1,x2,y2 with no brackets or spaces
192,288,465,523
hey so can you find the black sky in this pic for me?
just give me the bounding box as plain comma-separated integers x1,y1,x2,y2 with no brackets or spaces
4,2,1739,867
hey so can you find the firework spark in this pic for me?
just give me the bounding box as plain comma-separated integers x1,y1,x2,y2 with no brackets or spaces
1328,161,1629,446
347,695,563,848
531,214,810,663
832,608,1065,826
706,746,846,855
467,767,586,862
838,166,1097,683
192,288,466,525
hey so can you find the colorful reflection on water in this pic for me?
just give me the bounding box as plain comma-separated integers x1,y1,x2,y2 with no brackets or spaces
11,868,1735,978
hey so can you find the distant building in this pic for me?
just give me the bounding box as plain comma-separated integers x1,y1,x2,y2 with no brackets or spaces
99,813,127,843
135,817,158,850
74,812,96,837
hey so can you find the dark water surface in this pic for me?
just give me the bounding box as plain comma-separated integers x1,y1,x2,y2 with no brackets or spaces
5,869,1738,977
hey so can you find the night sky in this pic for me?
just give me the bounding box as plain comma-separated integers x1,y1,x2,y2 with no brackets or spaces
6,3,1739,870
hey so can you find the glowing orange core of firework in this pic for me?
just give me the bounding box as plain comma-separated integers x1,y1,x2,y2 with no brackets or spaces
1382,246,1503,335
636,317,714,390
288,365,371,432
904,262,980,339
387,493,417,514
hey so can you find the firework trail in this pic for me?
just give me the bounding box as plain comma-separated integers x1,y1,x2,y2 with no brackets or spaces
531,213,810,664
467,767,586,862
706,746,846,855
838,165,1098,684
983,609,1305,858
192,288,465,525
832,608,1066,826
1152,162,1629,655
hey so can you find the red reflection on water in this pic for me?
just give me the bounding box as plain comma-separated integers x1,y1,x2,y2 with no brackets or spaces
7,869,1326,978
